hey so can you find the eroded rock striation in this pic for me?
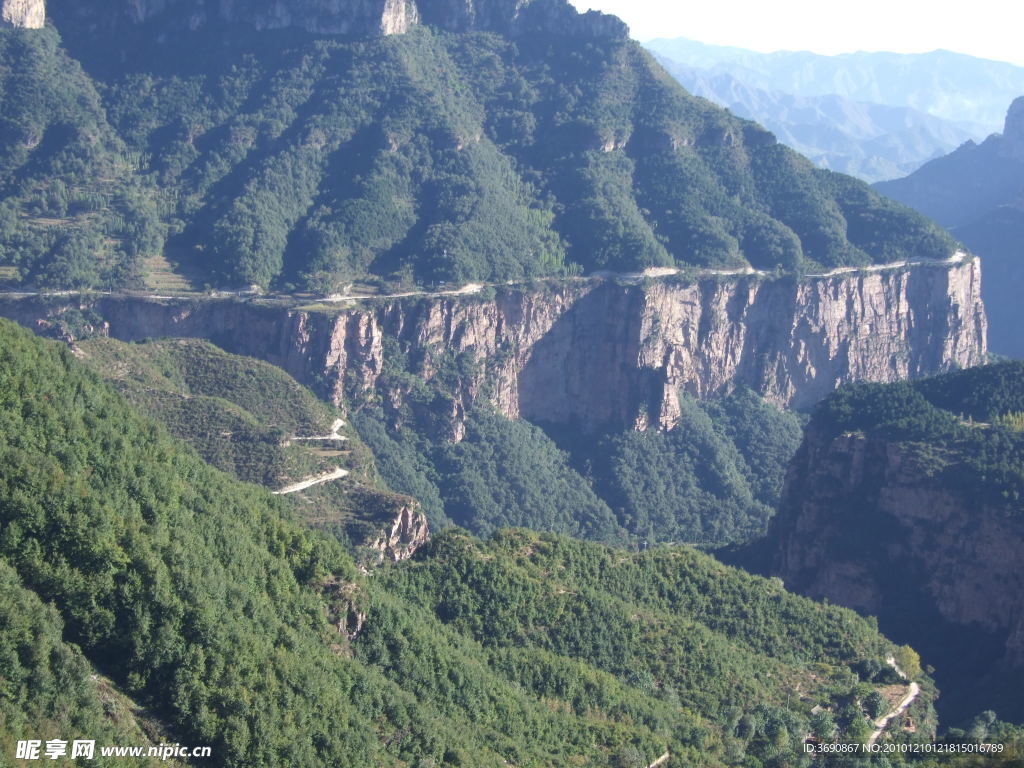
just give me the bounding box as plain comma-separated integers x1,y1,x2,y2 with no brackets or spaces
1,0,45,28
0,259,986,436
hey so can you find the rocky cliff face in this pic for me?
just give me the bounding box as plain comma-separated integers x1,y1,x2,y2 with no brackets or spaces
369,502,430,562
1,0,45,27
767,425,1024,721
0,260,986,436
48,0,626,38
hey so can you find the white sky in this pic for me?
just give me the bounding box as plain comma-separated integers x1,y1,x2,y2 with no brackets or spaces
569,0,1024,66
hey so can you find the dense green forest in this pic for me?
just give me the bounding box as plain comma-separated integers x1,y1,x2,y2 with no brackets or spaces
753,362,1024,730
0,562,185,767
816,362,1024,506
76,337,363,486
1,317,954,766
0,15,954,294
562,389,805,546
0,0,1014,762
0,28,163,290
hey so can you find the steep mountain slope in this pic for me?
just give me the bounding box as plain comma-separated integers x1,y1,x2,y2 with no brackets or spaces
875,98,1024,229
644,38,1024,134
0,317,928,766
652,57,976,182
876,98,1024,357
73,336,426,557
0,0,956,294
353,382,804,547
0,27,163,290
0,562,185,767
764,363,1024,723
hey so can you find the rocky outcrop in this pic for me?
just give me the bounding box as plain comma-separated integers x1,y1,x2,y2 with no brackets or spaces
767,425,1024,721
27,259,982,436
771,431,1024,646
1,0,45,28
0,260,986,435
369,502,429,562
1003,96,1024,161
322,578,367,641
48,0,626,38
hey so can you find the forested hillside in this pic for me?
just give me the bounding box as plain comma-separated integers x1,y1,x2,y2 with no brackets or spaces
0,0,1014,762
73,336,417,553
76,337,360,485
0,6,955,294
0,317,940,766
0,28,162,290
815,363,1024,504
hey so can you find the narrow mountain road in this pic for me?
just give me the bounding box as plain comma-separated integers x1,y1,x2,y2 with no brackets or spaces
321,282,482,303
272,467,348,495
805,250,964,278
0,252,966,304
867,657,920,747
261,251,968,302
867,682,920,746
291,418,347,441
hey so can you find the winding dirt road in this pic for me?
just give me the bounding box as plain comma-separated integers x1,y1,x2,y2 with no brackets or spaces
272,467,348,495
867,657,921,747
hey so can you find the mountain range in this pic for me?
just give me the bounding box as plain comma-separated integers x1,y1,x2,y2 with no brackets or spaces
877,97,1024,357
1,315,947,767
646,38,1024,182
0,0,954,296
0,0,1018,762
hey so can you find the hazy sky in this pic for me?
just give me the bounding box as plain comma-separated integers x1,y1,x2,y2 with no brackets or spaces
569,0,1024,66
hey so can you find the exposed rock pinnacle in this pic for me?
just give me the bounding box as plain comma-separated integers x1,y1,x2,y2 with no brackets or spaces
1,0,45,28
1004,96,1024,159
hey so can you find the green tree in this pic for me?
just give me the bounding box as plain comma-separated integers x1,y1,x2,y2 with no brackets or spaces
810,710,837,741
864,691,888,720
894,645,922,681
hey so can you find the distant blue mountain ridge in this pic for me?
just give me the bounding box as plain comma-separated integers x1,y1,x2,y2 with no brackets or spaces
876,97,1024,358
646,38,1024,181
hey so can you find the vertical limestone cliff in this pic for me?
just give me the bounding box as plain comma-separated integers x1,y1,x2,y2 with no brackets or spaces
1,0,45,28
2,259,984,437
766,425,1024,721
